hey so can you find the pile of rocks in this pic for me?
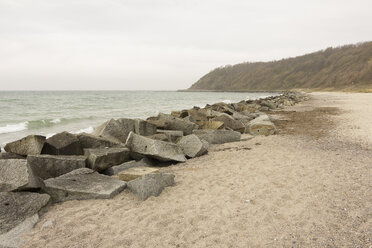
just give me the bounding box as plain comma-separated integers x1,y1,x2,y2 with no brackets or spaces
0,91,307,247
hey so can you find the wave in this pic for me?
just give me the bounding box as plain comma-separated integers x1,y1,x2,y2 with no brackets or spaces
222,99,232,104
72,126,94,134
0,122,28,134
0,117,95,134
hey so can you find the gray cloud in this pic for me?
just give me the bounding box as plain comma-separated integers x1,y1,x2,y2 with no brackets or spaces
0,0,371,90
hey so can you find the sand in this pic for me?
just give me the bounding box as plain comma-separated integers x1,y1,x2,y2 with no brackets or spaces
22,92,372,248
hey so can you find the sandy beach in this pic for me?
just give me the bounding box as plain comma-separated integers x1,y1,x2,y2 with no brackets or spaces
22,92,372,248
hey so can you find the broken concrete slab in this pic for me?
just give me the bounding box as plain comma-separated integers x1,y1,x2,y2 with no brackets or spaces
4,135,45,156
248,115,276,136
212,113,246,133
42,132,83,155
84,148,131,172
92,118,135,144
155,113,198,135
156,130,183,142
193,130,241,144
43,168,127,202
118,166,159,181
127,173,175,200
0,153,25,160
0,192,50,235
77,133,123,149
102,158,155,176
197,120,225,130
126,132,186,162
177,134,209,158
27,155,87,180
0,159,42,192
134,119,157,136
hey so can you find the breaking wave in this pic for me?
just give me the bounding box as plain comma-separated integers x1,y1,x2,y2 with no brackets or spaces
0,117,95,134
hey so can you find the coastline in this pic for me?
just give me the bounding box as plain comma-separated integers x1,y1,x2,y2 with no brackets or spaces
20,92,372,247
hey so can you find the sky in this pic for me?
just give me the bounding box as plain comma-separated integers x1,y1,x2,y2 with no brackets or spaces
0,0,371,90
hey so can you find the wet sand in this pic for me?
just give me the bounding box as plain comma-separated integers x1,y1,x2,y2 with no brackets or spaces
23,92,372,247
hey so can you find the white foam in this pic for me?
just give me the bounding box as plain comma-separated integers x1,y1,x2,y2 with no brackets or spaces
222,99,232,104
45,133,56,138
0,122,28,134
51,118,61,124
72,126,94,134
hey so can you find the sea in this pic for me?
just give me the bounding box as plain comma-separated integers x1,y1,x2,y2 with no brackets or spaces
0,91,280,148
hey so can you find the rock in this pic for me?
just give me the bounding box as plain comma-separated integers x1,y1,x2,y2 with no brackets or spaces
126,132,186,162
258,106,269,111
118,166,159,181
0,214,39,248
146,117,168,129
197,120,225,130
155,113,199,135
84,148,131,172
156,130,183,142
102,158,155,176
177,134,209,158
146,133,169,142
232,112,255,121
127,173,175,200
208,102,234,115
0,159,42,192
77,133,123,149
187,109,209,122
134,119,157,136
43,168,127,202
42,132,83,155
92,118,135,143
260,100,277,109
171,110,189,118
0,153,25,160
27,155,87,180
193,130,241,144
0,192,50,248
248,115,276,136
4,135,45,156
212,113,246,133
182,115,195,123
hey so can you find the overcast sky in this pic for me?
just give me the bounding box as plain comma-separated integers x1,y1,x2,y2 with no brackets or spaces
0,0,371,90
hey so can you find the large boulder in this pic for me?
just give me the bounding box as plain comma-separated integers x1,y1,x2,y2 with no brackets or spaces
92,118,135,143
127,173,175,200
212,113,246,133
84,147,131,172
177,134,209,158
126,132,186,162
0,153,25,160
151,113,198,135
77,133,123,149
156,130,183,143
193,130,241,144
197,120,224,130
134,119,157,136
4,135,45,156
43,168,127,202
27,155,87,180
118,166,159,181
0,192,50,248
102,158,155,176
247,114,276,136
42,132,83,155
146,133,169,142
0,159,42,192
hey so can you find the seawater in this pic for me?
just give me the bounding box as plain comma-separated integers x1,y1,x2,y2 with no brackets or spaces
0,91,279,147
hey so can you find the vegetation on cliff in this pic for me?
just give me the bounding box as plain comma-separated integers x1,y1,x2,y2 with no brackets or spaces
189,41,372,91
